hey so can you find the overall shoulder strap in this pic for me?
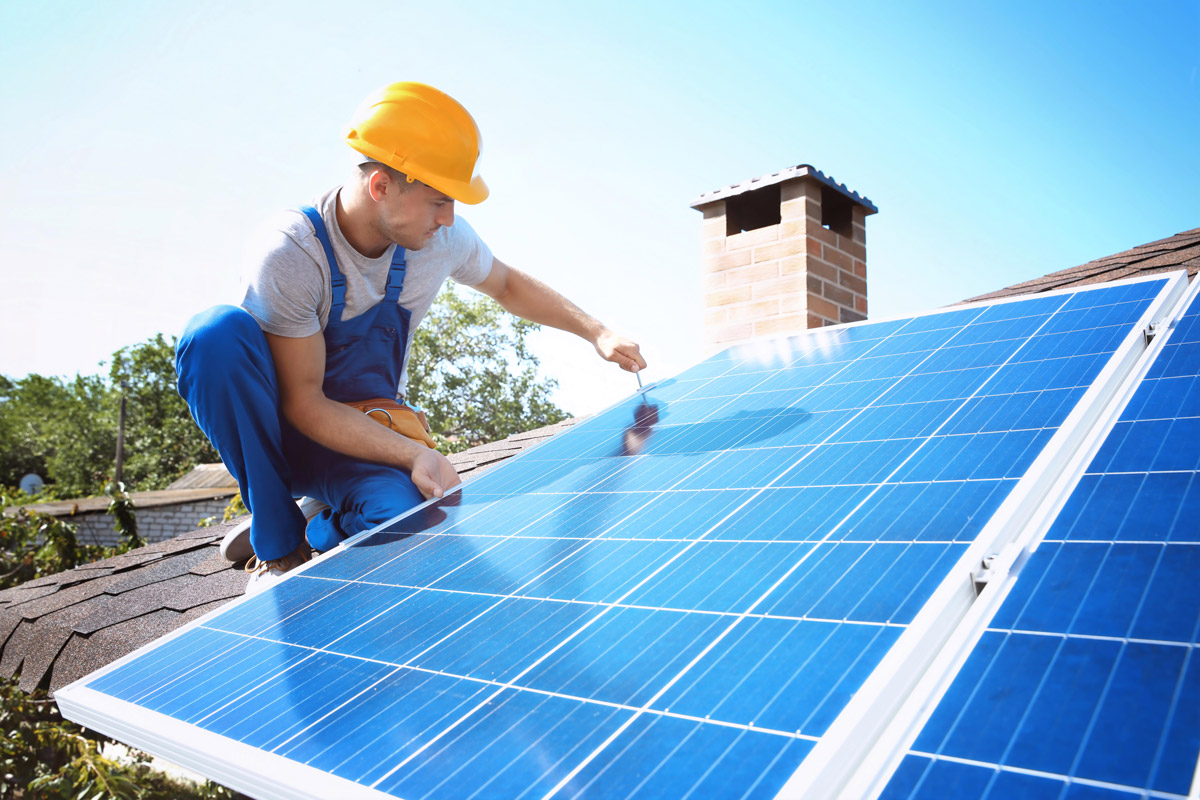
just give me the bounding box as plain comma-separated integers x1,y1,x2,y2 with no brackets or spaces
299,205,346,314
384,245,407,303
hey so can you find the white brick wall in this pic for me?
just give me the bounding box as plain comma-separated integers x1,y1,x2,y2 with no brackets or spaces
70,498,231,548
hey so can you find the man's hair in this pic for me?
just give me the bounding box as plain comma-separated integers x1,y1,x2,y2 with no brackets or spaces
357,160,416,190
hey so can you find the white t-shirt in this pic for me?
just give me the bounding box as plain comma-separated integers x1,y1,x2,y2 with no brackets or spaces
240,187,493,392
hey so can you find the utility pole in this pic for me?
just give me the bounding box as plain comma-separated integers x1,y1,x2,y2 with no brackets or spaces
114,380,128,486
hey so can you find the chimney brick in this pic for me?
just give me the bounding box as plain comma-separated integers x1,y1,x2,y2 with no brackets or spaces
726,262,783,287
822,247,854,272
754,314,809,337
712,322,754,343
808,294,841,321
727,225,780,250
705,286,752,307
727,299,782,323
706,249,753,272
840,271,867,296
753,238,808,263
692,165,876,351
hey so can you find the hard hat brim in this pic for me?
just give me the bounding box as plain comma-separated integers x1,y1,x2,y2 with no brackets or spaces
348,141,489,205
425,172,489,206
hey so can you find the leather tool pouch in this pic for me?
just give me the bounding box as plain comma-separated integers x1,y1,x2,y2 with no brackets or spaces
343,398,438,450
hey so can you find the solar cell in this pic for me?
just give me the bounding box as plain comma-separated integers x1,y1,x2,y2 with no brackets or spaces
56,274,1186,799
878,276,1200,800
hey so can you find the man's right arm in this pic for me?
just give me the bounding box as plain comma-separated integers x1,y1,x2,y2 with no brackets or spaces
265,331,461,499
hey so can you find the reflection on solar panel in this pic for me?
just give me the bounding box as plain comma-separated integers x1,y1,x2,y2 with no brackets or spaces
55,274,1194,800
879,276,1200,800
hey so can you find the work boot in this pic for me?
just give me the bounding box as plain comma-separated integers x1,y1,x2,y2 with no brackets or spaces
219,497,331,563
244,546,311,595
219,517,253,562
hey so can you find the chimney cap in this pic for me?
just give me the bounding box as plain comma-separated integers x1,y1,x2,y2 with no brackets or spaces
690,164,878,215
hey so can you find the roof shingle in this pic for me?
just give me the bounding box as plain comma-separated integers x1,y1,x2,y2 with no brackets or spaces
964,227,1200,303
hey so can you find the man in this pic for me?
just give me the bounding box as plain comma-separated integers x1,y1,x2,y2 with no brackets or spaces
176,82,644,593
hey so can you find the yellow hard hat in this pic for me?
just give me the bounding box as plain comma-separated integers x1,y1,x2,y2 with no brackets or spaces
345,82,489,205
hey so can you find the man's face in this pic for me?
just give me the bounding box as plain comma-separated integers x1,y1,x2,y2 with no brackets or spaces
376,179,456,251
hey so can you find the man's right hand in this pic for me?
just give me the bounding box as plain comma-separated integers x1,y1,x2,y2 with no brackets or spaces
266,331,464,497
410,448,462,500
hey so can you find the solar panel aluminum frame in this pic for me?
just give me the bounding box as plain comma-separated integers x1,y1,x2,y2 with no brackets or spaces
56,688,386,800
777,271,1192,800
54,272,1189,800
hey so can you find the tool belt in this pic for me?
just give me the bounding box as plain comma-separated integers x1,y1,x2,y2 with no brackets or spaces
343,398,438,450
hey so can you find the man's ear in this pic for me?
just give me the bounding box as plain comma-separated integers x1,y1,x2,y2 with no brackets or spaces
366,168,392,202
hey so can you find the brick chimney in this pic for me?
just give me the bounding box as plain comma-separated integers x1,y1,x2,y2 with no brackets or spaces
691,165,878,349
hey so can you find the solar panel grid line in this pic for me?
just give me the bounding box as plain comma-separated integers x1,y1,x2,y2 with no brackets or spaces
55,275,1185,800
777,273,1189,800
877,275,1200,800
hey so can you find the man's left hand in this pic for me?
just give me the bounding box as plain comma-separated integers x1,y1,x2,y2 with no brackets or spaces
594,329,646,374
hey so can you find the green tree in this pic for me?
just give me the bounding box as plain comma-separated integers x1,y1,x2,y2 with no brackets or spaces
108,334,217,490
1,335,215,498
0,375,47,488
0,373,115,498
407,286,568,452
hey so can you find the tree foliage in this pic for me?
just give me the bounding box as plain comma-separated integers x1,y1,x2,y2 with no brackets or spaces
1,291,565,497
0,335,216,499
0,373,115,499
108,334,218,491
0,675,239,799
407,286,568,452
0,503,108,592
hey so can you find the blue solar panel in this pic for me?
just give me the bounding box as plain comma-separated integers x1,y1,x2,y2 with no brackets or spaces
880,279,1200,800
56,276,1182,799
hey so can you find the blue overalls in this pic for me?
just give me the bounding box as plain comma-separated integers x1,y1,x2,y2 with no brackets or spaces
175,204,425,561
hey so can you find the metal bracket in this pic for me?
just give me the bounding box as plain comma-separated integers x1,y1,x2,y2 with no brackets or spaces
1144,321,1163,345
971,554,999,596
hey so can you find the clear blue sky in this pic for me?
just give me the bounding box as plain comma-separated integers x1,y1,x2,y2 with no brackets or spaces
1,0,1196,416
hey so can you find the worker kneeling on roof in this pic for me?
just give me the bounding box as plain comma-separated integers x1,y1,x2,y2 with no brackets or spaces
175,82,644,594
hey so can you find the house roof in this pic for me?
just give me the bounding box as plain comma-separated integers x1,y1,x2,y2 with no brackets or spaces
964,227,1200,302
0,420,576,695
10,487,239,518
4,464,241,520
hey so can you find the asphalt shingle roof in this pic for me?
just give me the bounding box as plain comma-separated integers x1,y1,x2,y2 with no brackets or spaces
964,227,1200,302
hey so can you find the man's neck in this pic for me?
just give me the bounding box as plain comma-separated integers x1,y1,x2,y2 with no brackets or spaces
335,185,390,259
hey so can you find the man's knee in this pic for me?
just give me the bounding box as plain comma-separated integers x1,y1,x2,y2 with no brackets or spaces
176,306,273,393
179,306,261,364
346,474,426,528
